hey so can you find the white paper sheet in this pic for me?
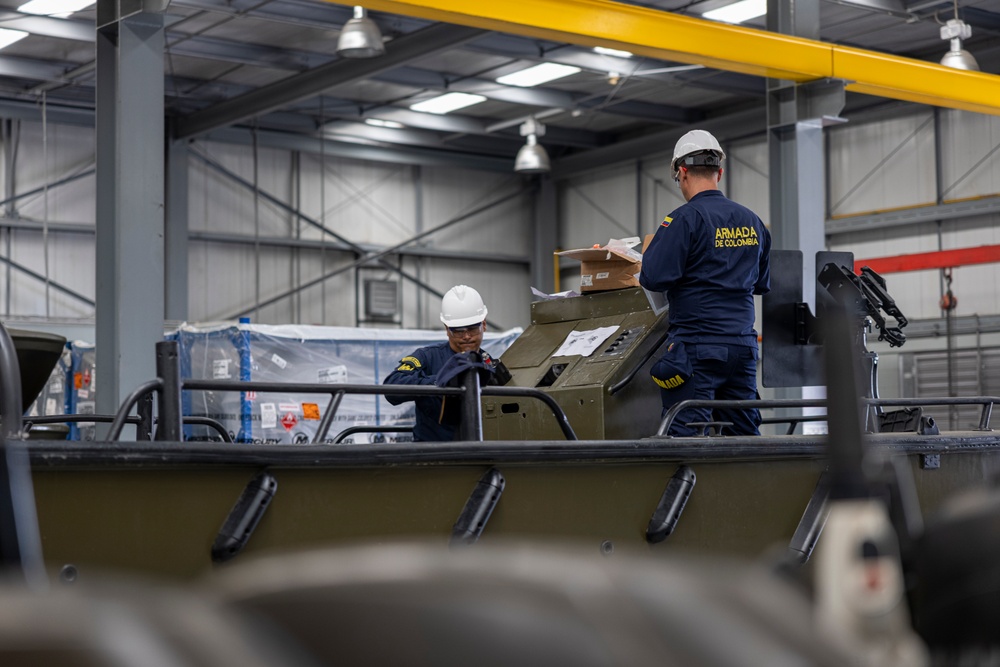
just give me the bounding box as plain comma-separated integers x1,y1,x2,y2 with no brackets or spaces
552,326,620,358
530,286,581,301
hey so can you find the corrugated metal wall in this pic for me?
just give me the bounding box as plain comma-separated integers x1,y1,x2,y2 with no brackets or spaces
2,106,999,361
188,140,535,329
827,110,1000,321
900,347,1000,430
0,120,536,331
0,119,95,319
558,136,770,334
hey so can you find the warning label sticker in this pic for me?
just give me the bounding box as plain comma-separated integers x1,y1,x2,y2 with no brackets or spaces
319,365,348,384
260,403,277,429
302,403,320,421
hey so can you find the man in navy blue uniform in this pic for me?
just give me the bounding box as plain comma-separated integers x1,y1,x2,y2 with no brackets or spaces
383,285,503,441
640,130,771,436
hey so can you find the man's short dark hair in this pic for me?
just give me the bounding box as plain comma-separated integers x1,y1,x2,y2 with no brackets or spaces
686,164,722,179
676,151,722,179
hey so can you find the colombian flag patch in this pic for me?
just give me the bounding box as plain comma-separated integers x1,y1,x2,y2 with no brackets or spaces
661,216,672,228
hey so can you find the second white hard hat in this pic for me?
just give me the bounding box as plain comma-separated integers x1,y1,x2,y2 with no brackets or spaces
671,130,726,174
440,285,488,328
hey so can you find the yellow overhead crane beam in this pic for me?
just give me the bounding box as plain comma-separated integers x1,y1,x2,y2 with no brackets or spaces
339,0,1000,117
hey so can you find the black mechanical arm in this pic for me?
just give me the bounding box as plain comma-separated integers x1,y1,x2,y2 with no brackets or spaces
818,263,908,348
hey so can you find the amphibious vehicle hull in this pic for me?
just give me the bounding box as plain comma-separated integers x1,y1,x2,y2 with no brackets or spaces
26,431,1000,580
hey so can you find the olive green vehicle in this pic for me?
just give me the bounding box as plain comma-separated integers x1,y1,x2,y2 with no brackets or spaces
25,434,1000,581
4,287,997,583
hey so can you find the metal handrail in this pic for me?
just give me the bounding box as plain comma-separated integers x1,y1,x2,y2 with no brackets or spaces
313,391,345,444
657,396,1000,436
24,414,233,443
181,380,579,442
108,380,162,441
25,414,139,426
760,415,830,436
0,324,22,439
39,345,581,444
333,425,414,444
183,381,464,444
658,399,827,436
183,379,466,396
176,417,234,443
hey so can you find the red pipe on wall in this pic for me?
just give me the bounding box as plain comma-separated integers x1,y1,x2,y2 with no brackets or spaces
854,244,1000,274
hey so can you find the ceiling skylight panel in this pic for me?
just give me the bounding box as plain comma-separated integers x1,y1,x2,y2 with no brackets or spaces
702,0,767,24
496,63,581,87
18,0,95,18
410,92,486,115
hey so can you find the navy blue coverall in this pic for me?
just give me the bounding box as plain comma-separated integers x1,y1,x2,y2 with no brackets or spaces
639,189,771,436
383,342,499,442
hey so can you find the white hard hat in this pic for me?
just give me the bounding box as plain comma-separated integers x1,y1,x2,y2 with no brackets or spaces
671,129,726,174
440,285,488,327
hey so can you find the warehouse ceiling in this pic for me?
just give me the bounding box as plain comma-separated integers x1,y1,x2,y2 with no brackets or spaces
0,0,997,173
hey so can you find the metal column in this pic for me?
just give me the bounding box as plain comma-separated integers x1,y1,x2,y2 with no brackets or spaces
95,0,166,425
2,119,16,315
767,0,842,301
165,138,189,322
532,176,558,294
767,0,844,419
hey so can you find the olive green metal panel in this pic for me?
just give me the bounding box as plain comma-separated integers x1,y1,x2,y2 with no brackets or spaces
483,386,604,440
580,312,657,363
33,467,257,579
499,319,579,370
506,356,584,391
904,451,990,518
531,288,653,324
33,466,487,580
488,287,667,440
667,460,820,556
33,460,822,579
603,371,664,440
559,359,625,388
483,460,824,558
503,309,654,388
29,449,1000,581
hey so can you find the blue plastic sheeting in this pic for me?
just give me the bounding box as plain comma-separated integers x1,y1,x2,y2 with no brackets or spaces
66,341,96,440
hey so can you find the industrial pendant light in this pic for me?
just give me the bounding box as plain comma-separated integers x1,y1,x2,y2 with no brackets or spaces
337,6,385,59
940,0,979,71
514,118,551,174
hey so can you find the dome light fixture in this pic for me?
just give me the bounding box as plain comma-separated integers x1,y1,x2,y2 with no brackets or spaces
939,0,979,71
337,6,385,59
514,118,550,174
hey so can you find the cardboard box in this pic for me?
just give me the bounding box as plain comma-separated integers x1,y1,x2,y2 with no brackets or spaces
557,238,643,293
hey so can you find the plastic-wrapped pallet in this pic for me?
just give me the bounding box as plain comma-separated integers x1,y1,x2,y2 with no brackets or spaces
25,346,71,419
170,323,521,444
67,341,97,441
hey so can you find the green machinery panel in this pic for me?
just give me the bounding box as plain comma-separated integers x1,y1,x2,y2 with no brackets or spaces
485,288,668,440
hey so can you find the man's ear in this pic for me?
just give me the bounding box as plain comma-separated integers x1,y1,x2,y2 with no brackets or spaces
717,167,724,183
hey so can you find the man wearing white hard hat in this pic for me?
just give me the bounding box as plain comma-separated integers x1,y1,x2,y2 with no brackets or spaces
383,285,508,441
640,129,771,436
